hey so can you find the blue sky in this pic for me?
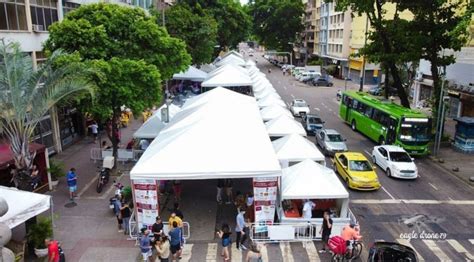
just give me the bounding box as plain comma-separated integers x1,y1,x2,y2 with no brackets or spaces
240,0,248,5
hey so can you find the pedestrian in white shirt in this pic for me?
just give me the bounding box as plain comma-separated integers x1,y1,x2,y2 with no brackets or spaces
302,199,316,237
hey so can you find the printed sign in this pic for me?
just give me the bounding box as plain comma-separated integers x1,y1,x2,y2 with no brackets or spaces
253,177,278,229
132,179,159,230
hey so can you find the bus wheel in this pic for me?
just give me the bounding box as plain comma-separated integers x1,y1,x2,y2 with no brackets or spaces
379,136,385,145
351,120,357,131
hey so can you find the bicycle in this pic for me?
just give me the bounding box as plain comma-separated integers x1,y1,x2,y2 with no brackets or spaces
331,240,363,261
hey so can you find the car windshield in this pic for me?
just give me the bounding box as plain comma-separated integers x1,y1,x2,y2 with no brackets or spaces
389,151,412,162
349,160,372,171
399,121,431,142
308,117,322,124
294,102,307,107
327,134,343,142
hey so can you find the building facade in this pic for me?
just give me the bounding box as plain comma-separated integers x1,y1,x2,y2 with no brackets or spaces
1,0,152,154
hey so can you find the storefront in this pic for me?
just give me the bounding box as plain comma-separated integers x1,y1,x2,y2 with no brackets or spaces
57,106,84,149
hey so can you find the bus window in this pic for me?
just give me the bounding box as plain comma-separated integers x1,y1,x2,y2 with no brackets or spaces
364,106,373,118
373,109,389,127
352,100,359,109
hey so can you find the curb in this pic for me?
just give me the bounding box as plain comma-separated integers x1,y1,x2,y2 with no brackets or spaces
428,156,474,188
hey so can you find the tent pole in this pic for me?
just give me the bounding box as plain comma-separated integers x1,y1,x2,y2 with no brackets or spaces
50,197,55,237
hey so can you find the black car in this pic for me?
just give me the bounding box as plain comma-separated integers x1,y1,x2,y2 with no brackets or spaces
368,242,418,262
368,86,397,96
311,77,333,87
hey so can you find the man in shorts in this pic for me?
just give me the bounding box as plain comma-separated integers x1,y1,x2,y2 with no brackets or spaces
139,228,152,261
169,221,183,260
66,168,77,201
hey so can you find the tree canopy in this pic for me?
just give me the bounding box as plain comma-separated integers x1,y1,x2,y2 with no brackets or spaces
248,0,305,51
155,4,218,65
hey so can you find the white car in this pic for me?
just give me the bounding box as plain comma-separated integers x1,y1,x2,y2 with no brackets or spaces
371,145,418,179
290,99,310,117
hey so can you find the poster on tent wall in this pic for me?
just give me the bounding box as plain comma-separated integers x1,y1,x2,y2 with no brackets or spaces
253,177,278,232
132,179,159,230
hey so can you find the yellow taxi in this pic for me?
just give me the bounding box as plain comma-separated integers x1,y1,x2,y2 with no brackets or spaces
333,152,381,191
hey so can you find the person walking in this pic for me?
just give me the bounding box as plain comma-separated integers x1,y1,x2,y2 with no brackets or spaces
216,179,224,204
154,235,170,262
235,209,248,250
121,202,131,235
319,211,333,253
216,224,231,261
112,195,123,232
246,243,262,262
45,238,59,262
139,228,152,261
88,121,99,143
223,179,233,204
169,221,183,261
66,168,77,202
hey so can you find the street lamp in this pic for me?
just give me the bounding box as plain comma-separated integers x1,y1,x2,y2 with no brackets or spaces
359,15,369,92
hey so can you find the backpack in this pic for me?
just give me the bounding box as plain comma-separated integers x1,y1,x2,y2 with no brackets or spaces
328,236,346,255
58,243,66,262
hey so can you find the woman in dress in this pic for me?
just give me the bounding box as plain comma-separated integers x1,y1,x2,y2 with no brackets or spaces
216,224,231,261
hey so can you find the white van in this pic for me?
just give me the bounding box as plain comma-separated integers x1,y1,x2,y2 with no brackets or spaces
299,71,321,82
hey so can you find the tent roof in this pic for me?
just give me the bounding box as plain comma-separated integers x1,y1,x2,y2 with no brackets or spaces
133,104,181,139
199,64,217,73
281,159,349,199
0,186,51,229
172,66,208,81
0,142,45,168
245,60,256,67
255,87,278,100
201,68,253,87
272,134,324,162
208,64,249,78
258,96,286,108
215,55,246,67
222,50,243,59
265,115,306,136
260,106,293,122
130,87,282,180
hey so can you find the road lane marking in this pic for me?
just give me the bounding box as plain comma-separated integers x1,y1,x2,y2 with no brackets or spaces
231,243,242,261
364,150,372,157
314,108,320,111
321,102,326,106
77,175,98,197
280,242,294,262
291,94,295,99
423,240,450,261
470,239,474,245
428,182,439,191
381,186,396,200
180,244,193,262
447,239,474,260
351,199,474,205
328,108,333,112
396,239,425,261
283,86,287,90
304,241,321,261
206,243,217,261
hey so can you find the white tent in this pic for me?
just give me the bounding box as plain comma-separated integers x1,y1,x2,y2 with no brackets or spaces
265,115,306,137
272,134,325,165
248,66,260,75
245,60,256,67
215,55,246,67
250,72,266,79
222,50,243,59
260,106,293,122
207,64,249,79
201,69,253,87
0,186,51,229
130,87,282,180
281,159,349,199
134,104,181,139
172,66,208,81
258,95,286,108
255,87,278,100
200,63,217,73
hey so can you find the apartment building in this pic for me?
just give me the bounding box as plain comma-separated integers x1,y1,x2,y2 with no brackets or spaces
0,0,154,154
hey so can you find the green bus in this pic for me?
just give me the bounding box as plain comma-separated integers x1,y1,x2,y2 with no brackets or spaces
339,91,431,155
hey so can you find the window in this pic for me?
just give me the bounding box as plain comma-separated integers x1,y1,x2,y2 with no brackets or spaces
338,155,348,167
63,2,80,16
0,0,28,30
30,0,58,31
378,147,388,157
352,99,359,109
373,109,390,127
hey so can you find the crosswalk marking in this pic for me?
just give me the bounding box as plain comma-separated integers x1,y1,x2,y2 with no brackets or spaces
447,239,474,261
206,243,217,262
470,239,474,245
180,244,193,262
231,244,242,261
396,239,425,261
280,242,294,262
259,244,269,262
423,240,450,261
304,241,321,261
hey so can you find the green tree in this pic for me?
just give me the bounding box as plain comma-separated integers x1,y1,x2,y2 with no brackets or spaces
0,40,93,190
46,3,191,159
179,0,251,49
248,0,305,51
154,4,218,65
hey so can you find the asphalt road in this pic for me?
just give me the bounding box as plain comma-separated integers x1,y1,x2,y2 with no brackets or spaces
252,51,474,261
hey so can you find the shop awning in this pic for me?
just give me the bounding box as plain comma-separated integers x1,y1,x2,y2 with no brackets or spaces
0,186,51,229
0,142,45,169
130,87,282,180
272,134,324,162
281,159,349,199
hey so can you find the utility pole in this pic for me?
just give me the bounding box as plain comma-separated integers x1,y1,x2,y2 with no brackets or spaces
433,74,447,156
359,15,369,92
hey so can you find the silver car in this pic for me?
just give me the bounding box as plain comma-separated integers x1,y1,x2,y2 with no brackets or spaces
315,129,348,156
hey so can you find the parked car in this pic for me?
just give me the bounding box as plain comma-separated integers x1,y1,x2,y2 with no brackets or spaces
333,152,381,191
291,67,306,76
371,145,418,179
311,77,333,87
368,241,418,262
368,86,397,96
300,72,321,83
289,99,310,117
301,114,325,135
315,129,348,156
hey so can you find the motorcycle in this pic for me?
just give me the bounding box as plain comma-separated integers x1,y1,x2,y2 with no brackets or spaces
336,91,342,101
97,156,114,193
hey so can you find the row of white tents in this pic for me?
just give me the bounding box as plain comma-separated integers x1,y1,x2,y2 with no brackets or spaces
130,50,349,206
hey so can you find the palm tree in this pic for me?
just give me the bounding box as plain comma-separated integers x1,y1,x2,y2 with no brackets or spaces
0,40,94,190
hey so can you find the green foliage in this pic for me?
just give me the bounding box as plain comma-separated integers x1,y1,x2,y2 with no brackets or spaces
307,58,323,66
28,217,53,249
248,0,305,50
0,40,93,179
154,4,218,65
122,185,132,203
179,0,251,49
48,159,65,180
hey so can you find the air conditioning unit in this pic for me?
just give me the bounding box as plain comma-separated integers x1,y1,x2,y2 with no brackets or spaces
32,24,44,32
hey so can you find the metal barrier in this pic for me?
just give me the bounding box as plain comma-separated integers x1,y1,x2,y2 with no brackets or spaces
249,222,317,244
90,148,143,163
